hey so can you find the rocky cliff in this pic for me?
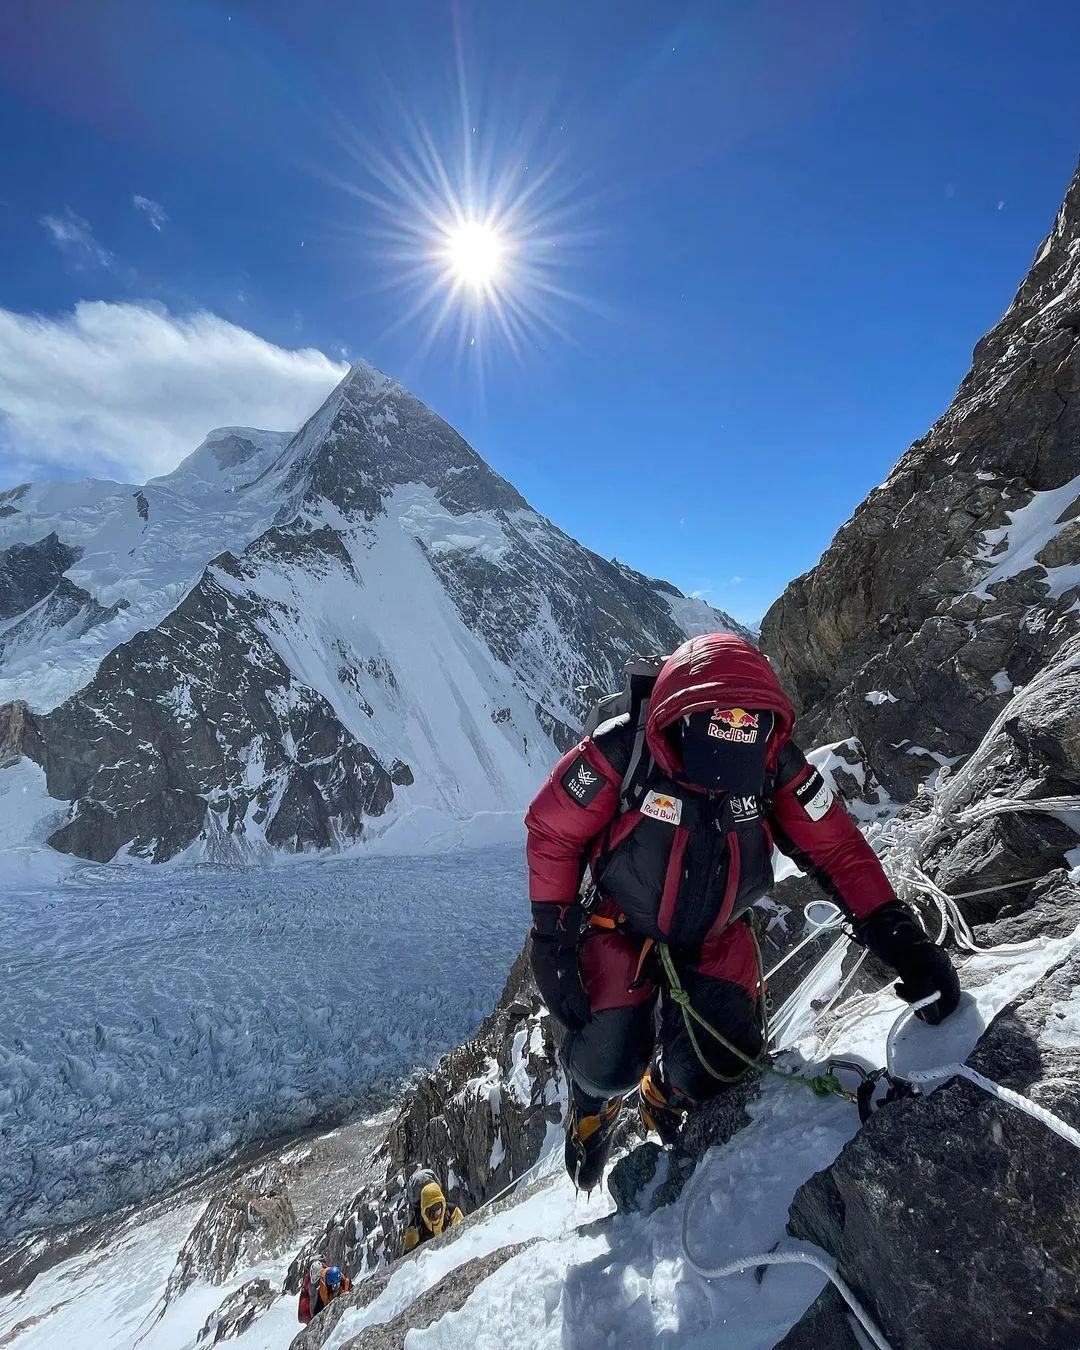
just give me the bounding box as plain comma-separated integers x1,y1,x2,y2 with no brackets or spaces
762,162,1080,801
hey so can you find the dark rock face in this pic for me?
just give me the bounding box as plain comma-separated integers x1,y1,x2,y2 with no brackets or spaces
772,1287,863,1350
277,361,528,523
761,161,1080,800
0,533,82,621
787,943,1080,1350
0,578,128,664
167,1172,299,1298
27,546,397,862
197,1278,277,1345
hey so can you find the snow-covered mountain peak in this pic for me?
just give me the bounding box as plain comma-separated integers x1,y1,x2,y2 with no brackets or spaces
151,425,292,496
277,359,527,525
2,354,747,863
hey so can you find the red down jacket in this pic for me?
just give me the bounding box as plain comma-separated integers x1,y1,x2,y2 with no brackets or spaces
526,634,895,945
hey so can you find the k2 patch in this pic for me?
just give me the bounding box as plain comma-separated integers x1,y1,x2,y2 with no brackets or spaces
794,768,834,822
728,793,760,824
561,754,605,807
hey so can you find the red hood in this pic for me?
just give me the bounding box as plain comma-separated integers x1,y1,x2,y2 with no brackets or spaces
646,633,795,778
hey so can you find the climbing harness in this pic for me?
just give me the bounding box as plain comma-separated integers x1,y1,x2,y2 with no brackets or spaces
656,937,852,1102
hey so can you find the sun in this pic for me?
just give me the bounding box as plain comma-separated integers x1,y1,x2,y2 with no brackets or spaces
443,221,506,291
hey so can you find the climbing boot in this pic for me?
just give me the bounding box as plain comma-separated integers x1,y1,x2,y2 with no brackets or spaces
638,1064,689,1146
565,1094,624,1190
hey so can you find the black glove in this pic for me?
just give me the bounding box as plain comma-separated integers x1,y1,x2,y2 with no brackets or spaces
856,900,961,1024
530,902,590,1032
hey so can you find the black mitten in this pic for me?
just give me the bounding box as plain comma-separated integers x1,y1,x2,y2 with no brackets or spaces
530,902,590,1032
857,900,961,1024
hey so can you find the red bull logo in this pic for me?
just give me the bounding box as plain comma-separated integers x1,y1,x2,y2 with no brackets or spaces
708,707,760,744
641,789,682,824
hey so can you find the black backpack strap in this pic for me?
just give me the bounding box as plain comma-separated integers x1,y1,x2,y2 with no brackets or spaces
618,667,658,811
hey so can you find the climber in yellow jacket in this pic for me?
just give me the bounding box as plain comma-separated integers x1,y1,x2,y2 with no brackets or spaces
403,1179,463,1252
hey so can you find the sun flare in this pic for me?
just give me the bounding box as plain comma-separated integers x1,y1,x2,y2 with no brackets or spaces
443,221,506,290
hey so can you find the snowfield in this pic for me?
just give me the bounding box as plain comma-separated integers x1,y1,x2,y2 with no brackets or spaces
0,845,528,1244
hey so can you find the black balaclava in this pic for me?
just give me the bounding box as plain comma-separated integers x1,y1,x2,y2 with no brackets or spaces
679,708,774,793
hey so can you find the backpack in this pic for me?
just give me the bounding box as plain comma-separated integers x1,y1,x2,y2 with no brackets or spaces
298,1270,312,1324
406,1167,440,1209
582,655,667,815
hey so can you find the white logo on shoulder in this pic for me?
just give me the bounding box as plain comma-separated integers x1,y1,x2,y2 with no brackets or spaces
805,781,833,821
641,790,682,825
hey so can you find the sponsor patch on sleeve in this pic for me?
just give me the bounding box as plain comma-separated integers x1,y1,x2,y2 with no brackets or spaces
560,754,606,807
793,768,834,822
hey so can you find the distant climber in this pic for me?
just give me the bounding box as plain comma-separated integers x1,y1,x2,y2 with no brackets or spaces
402,1168,464,1252
525,633,961,1189
297,1259,351,1324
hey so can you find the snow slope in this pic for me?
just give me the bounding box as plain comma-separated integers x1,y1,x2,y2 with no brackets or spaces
5,887,1075,1350
0,428,290,709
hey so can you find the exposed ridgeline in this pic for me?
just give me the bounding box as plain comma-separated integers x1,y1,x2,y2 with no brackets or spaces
762,161,1080,801
2,361,746,862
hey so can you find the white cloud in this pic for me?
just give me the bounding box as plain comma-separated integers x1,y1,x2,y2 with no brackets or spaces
0,301,348,483
39,209,114,270
133,194,168,231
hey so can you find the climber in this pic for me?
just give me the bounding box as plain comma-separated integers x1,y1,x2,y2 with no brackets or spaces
525,632,961,1189
297,1259,351,1323
403,1174,464,1252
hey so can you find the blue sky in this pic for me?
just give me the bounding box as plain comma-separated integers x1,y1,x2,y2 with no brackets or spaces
1,1,1079,624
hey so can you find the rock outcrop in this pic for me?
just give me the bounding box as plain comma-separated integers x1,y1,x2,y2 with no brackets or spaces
197,1278,278,1345
766,162,1080,1350
787,918,1080,1349
167,1171,298,1299
287,946,562,1284
0,534,82,621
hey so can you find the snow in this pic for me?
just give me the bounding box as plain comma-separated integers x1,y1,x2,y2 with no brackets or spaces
0,428,290,710
323,1182,612,1349
0,845,528,1243
1040,986,1080,1050
992,669,1014,695
976,471,1080,601
399,498,512,563
664,591,748,641
864,690,898,705
401,925,1080,1350
0,759,75,887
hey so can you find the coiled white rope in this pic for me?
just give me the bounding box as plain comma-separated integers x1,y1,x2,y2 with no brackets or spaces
762,900,846,983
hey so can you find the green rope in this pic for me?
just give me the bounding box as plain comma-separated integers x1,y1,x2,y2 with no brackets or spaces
656,938,848,1102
